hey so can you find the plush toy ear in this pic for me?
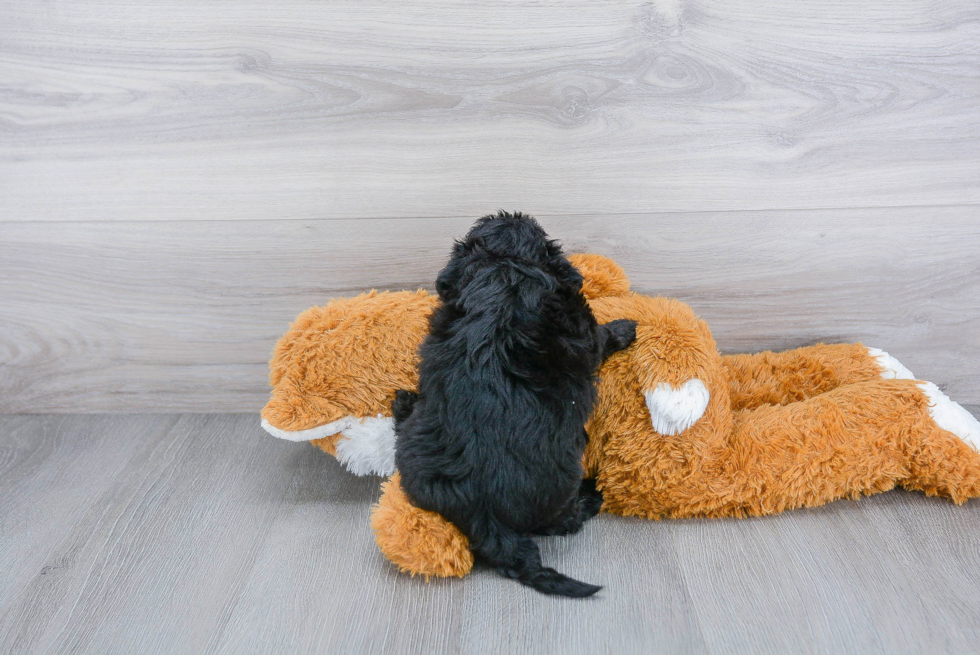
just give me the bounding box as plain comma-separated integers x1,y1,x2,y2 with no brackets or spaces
371,473,474,579
567,253,631,300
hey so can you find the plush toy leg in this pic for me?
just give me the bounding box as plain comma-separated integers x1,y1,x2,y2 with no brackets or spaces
903,382,980,502
619,379,980,520
722,343,913,411
371,473,474,579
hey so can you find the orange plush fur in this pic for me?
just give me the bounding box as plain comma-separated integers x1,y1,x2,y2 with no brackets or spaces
263,289,438,458
261,254,980,579
370,473,474,578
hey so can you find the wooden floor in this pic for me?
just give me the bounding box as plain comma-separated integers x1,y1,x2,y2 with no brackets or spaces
3,413,980,655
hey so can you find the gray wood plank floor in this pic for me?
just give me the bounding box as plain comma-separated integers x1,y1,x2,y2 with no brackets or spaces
3,413,980,655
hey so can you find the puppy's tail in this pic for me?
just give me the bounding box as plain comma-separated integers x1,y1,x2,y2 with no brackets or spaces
474,525,601,598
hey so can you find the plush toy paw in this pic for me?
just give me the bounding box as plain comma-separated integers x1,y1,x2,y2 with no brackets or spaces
918,382,980,452
372,473,474,578
331,415,397,476
262,414,397,477
644,379,710,436
867,347,916,380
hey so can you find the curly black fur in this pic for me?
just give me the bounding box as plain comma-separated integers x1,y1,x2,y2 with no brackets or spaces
393,211,636,597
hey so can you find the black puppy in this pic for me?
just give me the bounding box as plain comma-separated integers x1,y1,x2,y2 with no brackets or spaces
393,212,636,597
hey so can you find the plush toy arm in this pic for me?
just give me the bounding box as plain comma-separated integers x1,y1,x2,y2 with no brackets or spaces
590,293,721,436
607,295,721,436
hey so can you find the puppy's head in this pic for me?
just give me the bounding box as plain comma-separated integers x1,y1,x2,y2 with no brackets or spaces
436,211,582,302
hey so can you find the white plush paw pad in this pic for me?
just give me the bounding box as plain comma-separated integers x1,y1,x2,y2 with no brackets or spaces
645,379,710,436
918,382,980,453
261,414,396,477
333,415,397,477
867,347,915,380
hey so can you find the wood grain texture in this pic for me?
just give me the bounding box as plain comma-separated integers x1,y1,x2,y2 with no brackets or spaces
0,414,304,653
2,413,980,654
0,415,176,613
1,207,978,412
1,0,979,221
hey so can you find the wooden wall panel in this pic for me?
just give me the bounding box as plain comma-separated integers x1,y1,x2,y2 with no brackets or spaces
1,0,978,221
2,0,978,411
1,207,978,412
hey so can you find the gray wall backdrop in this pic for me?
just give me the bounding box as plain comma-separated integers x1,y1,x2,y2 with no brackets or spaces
1,0,978,412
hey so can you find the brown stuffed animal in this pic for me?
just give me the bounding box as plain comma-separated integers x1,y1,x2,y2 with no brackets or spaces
259,253,634,475
261,254,980,579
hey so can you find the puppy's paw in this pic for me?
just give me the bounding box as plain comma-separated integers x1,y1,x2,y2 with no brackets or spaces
532,483,603,537
392,389,419,423
645,379,710,436
578,479,604,520
602,319,637,356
